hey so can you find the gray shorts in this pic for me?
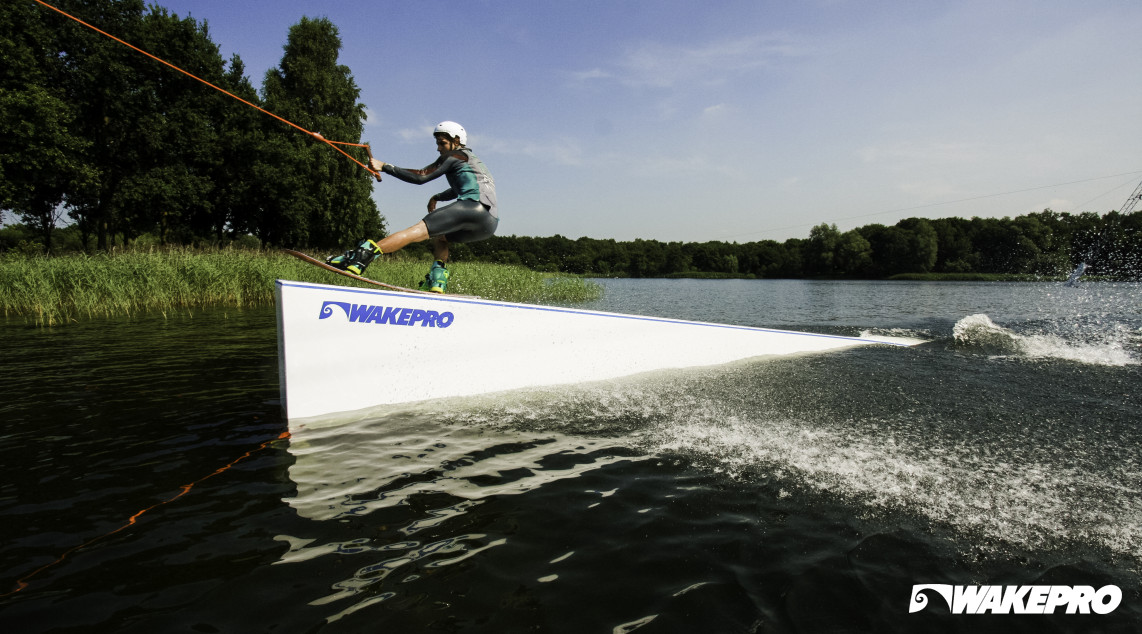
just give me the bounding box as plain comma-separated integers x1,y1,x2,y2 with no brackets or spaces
422,199,499,243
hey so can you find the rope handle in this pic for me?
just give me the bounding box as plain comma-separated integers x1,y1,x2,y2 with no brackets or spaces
313,133,381,180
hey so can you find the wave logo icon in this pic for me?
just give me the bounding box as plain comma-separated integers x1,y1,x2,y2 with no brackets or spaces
910,584,1121,615
909,584,954,613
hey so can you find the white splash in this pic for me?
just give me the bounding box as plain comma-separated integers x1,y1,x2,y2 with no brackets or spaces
953,314,1138,366
649,411,1142,562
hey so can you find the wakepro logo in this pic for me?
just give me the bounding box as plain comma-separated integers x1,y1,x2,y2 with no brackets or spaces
909,584,1122,615
319,300,455,328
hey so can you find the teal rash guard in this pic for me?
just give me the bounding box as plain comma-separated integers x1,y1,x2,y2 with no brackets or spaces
381,148,497,217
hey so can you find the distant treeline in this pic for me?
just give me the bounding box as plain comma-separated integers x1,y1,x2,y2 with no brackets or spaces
448,210,1141,279
5,209,1138,280
1,0,381,252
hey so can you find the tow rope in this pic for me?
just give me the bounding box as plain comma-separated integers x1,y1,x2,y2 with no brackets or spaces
31,0,380,179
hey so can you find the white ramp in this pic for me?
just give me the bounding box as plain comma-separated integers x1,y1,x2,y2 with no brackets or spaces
275,279,922,425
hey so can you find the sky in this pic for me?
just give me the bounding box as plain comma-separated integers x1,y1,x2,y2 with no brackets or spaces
150,0,1142,243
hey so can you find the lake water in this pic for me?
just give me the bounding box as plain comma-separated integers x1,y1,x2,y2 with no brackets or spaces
1,279,1140,632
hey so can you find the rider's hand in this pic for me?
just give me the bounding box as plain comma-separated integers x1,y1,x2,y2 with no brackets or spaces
427,195,437,212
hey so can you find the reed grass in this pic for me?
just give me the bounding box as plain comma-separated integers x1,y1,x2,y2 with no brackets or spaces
0,248,602,326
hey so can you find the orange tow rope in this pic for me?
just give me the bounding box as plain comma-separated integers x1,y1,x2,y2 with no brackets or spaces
2,430,291,596
31,0,381,179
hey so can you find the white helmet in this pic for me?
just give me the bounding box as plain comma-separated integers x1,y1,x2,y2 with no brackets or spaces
433,121,466,146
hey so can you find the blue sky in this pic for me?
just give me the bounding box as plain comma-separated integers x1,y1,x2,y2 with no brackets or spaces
154,0,1142,242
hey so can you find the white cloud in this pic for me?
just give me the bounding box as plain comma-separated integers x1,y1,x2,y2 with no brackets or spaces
571,68,612,82
477,134,584,167
702,103,730,117
576,33,813,89
362,107,379,127
396,125,434,143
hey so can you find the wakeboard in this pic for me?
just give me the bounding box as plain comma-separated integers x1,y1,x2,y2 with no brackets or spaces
283,249,474,297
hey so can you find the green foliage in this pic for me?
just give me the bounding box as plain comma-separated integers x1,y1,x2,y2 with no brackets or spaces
1,1,381,253
806,223,841,276
258,16,382,248
834,230,873,276
0,0,96,252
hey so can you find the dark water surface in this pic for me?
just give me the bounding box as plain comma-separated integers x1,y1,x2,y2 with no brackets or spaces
1,280,1140,633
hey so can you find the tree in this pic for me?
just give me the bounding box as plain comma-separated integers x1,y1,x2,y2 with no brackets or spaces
859,224,904,276
259,17,381,248
206,55,266,243
627,239,667,277
931,217,976,273
777,238,806,277
2,4,389,252
663,242,690,274
2,1,258,249
834,230,873,277
115,6,230,245
740,240,795,278
58,0,152,250
805,223,841,276
0,0,95,251
970,216,1045,274
895,218,939,274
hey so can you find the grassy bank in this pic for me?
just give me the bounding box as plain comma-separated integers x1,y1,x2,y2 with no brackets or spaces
0,248,603,326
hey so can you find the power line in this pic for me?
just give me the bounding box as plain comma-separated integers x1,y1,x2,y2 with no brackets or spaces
1064,175,1142,214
